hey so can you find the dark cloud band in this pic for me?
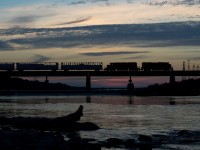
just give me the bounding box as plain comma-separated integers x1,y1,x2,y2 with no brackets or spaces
0,21,200,51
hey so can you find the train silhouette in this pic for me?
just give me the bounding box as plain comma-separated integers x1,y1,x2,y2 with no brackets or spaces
0,62,173,71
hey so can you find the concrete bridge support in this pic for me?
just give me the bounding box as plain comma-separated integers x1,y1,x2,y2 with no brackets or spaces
45,76,49,84
127,75,134,95
86,73,91,90
170,75,175,84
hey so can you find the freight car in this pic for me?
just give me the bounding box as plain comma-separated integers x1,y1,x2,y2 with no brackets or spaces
16,62,58,71
0,63,15,71
141,62,172,71
105,62,138,71
61,62,103,71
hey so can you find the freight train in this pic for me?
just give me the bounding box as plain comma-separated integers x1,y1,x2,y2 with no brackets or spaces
0,62,173,71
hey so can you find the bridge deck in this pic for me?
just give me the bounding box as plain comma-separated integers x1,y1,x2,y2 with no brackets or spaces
0,71,200,77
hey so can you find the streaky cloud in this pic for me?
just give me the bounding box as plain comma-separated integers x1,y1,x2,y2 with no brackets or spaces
10,16,38,24
125,55,149,59
68,0,86,5
144,0,200,6
139,39,200,47
68,0,110,5
55,16,92,26
8,14,55,24
32,54,51,62
0,40,12,50
80,51,149,56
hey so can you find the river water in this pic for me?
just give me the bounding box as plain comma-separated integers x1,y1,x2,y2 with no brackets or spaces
0,95,200,149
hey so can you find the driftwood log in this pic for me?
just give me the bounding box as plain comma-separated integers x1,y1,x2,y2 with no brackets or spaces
0,105,99,131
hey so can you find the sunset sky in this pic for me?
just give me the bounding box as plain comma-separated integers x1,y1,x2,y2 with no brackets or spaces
0,0,200,87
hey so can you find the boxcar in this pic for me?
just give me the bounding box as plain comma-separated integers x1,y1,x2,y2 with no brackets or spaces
61,62,103,71
105,62,138,71
16,62,58,71
0,63,15,71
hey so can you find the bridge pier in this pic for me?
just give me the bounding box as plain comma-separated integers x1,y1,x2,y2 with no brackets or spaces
170,75,175,84
45,76,49,84
127,75,134,94
86,96,91,103
86,73,91,90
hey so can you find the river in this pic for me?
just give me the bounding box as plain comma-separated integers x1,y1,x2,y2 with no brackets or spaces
0,95,200,149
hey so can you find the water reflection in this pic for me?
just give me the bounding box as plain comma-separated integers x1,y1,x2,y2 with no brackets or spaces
86,96,91,103
0,95,200,105
128,96,134,105
1,96,200,136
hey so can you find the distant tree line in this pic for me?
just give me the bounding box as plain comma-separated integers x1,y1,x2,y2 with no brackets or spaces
135,78,200,96
0,77,82,91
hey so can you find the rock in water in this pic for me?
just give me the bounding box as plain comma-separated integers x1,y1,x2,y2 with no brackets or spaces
55,105,84,123
0,105,99,131
78,122,100,130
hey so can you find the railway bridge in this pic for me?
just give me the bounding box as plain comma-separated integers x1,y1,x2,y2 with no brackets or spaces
0,70,200,90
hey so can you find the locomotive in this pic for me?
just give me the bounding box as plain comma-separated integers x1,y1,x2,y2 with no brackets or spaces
105,62,139,71
105,62,172,71
0,62,173,71
141,62,173,71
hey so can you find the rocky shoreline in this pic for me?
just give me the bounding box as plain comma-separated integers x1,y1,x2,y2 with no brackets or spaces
1,127,200,150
